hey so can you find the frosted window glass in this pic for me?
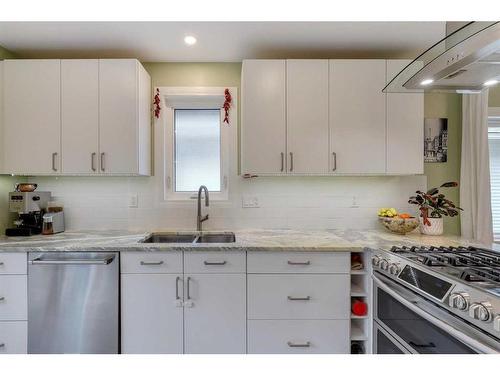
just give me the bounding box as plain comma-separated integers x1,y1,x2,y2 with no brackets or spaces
174,109,221,192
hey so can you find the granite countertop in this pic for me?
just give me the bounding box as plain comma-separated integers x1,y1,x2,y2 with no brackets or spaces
0,228,490,253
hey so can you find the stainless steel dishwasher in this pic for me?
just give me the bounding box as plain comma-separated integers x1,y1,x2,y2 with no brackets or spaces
28,252,119,354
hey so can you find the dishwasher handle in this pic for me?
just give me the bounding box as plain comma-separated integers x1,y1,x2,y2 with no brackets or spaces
30,255,115,265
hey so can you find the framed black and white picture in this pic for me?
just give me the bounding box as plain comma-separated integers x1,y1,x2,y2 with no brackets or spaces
424,118,448,163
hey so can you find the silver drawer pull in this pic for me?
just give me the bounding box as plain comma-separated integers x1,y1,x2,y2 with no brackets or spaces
203,260,227,266
287,296,311,301
288,341,311,348
175,276,181,300
287,260,310,266
140,261,164,266
0,297,5,302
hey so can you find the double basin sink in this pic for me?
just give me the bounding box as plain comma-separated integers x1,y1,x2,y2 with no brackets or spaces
141,232,236,244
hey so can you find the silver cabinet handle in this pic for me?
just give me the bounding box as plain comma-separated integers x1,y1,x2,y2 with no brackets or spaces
140,261,164,266
175,276,181,300
0,297,5,302
0,343,5,348
91,152,97,172
289,152,294,172
100,152,105,172
52,152,58,171
0,262,4,266
332,152,337,171
287,296,311,301
287,341,311,348
30,256,115,265
203,260,227,266
186,276,192,300
287,260,310,266
280,152,284,172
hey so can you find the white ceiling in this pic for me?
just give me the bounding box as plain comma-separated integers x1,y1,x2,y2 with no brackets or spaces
0,22,446,62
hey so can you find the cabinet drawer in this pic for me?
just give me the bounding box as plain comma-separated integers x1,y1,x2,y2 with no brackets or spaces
248,320,349,354
248,274,349,319
0,321,28,354
247,252,349,273
121,252,183,274
0,253,27,275
184,252,245,273
0,275,27,320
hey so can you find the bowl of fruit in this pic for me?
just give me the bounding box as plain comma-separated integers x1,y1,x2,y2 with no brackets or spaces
378,208,419,235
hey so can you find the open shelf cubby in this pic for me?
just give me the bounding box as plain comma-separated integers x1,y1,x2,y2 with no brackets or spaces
349,250,372,354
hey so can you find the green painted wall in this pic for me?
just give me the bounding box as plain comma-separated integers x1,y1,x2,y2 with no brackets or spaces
424,93,462,235
490,86,500,107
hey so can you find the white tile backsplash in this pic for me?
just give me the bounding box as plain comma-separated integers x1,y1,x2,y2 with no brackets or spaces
28,175,426,231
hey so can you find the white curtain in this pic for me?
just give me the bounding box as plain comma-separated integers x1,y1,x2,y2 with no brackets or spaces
460,89,493,245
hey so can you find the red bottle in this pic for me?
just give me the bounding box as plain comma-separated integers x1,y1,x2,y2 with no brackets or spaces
351,299,368,316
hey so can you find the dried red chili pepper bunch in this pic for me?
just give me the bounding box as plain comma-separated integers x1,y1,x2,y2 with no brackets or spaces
223,88,232,124
153,88,161,119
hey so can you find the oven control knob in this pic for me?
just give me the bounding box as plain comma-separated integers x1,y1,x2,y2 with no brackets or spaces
379,259,389,271
478,302,493,322
372,256,380,267
494,315,500,332
469,302,493,322
389,263,400,275
448,292,470,311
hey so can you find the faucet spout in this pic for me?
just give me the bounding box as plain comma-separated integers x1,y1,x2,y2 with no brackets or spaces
197,185,210,231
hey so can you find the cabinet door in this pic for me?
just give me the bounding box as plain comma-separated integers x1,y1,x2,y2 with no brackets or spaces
99,59,138,174
242,60,286,174
3,60,61,174
184,274,246,353
329,60,386,174
286,60,329,174
61,60,99,174
386,60,424,174
121,274,183,354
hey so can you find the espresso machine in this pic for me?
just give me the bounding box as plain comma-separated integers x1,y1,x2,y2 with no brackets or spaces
5,191,51,236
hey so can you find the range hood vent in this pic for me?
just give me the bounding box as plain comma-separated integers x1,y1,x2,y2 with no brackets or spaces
383,22,500,94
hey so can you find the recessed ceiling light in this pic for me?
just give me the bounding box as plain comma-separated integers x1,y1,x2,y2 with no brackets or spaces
484,79,499,87
184,35,197,46
420,79,434,86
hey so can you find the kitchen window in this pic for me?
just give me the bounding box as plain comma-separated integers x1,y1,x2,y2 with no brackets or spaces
162,87,232,200
488,115,500,239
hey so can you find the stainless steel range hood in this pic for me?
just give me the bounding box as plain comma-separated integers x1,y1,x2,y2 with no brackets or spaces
384,22,500,94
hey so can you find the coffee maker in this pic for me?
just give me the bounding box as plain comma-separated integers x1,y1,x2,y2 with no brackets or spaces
5,191,51,236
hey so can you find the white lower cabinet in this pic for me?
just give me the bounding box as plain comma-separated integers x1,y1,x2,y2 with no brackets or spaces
184,274,246,354
120,252,246,354
0,321,28,354
248,320,349,354
121,273,183,354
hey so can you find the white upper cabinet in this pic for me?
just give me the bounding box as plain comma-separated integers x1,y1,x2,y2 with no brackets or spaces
1,59,151,176
242,60,286,174
99,59,151,175
3,60,61,174
386,60,424,174
61,60,99,174
329,60,387,174
286,60,329,174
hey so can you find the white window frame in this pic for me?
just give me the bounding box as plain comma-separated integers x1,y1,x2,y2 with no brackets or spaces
161,87,234,201
488,107,500,241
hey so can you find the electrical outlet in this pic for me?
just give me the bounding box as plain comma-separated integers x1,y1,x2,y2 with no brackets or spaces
128,193,138,208
242,196,259,208
350,196,359,208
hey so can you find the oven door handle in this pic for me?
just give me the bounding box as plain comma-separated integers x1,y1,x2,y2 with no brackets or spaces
372,274,499,354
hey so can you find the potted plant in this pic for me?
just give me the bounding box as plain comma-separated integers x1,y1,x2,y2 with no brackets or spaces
408,182,462,235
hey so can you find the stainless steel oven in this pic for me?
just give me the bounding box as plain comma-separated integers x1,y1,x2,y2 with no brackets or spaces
373,272,500,354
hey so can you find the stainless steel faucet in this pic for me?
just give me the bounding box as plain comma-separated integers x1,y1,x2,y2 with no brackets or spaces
197,185,209,231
